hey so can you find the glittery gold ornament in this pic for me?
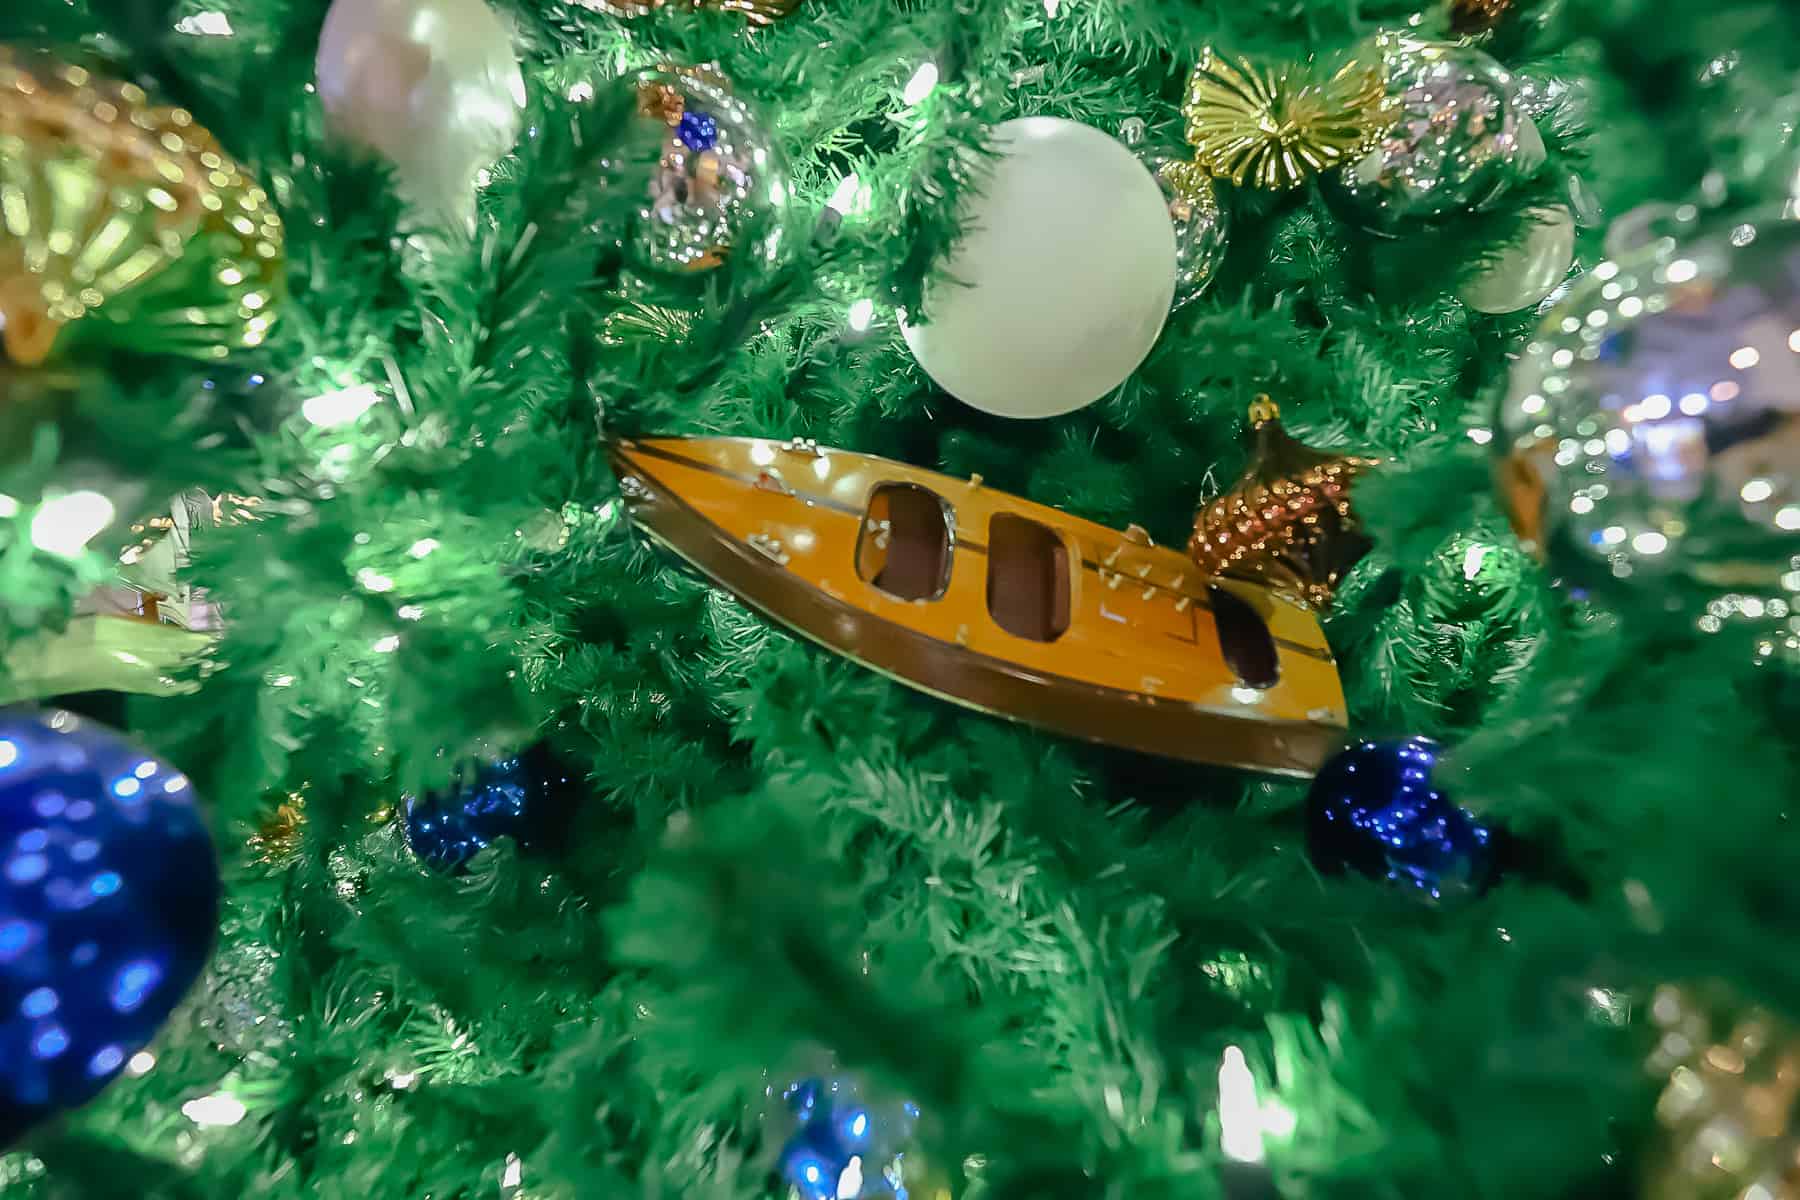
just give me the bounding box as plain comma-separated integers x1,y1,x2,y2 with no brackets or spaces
0,47,285,364
1189,397,1381,609
250,791,308,866
1180,47,1391,191
577,0,800,25
1643,983,1800,1200
1450,0,1515,35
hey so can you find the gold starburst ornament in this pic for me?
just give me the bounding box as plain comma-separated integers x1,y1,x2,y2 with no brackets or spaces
1181,46,1392,191
0,46,285,365
1188,397,1381,610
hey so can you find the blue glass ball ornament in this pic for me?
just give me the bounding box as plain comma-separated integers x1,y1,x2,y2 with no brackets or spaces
0,708,219,1143
1305,737,1494,901
676,109,719,152
775,1077,921,1200
401,743,581,873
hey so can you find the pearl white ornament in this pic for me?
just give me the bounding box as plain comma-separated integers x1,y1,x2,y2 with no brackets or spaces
1459,204,1576,314
901,118,1177,419
315,0,527,226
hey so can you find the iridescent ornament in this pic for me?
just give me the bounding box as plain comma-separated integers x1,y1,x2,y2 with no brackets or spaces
1188,397,1381,610
316,0,527,226
0,708,219,1142
1643,983,1800,1200
1155,160,1230,310
773,1076,921,1200
1305,736,1494,901
0,47,285,364
1181,47,1390,191
401,742,582,873
616,67,789,276
1458,203,1576,314
1325,38,1544,235
1497,212,1800,660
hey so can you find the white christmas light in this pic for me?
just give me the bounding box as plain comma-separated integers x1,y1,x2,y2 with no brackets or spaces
182,1092,248,1127
902,62,939,106
175,11,234,35
1461,543,1490,580
302,384,382,427
1218,1046,1265,1162
827,173,866,216
848,298,876,333
31,491,116,557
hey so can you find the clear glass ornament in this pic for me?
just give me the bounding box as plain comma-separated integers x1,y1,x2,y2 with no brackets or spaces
1498,211,1800,661
616,67,790,277
1325,38,1542,234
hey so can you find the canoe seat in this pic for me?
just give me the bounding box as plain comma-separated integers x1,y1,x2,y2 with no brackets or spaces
987,514,1070,642
1208,585,1279,689
858,483,952,602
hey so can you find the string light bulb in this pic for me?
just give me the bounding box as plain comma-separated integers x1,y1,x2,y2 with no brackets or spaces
903,62,939,106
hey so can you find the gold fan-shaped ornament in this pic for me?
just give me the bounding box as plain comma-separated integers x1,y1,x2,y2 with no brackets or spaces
1181,47,1392,191
0,47,284,365
577,0,801,25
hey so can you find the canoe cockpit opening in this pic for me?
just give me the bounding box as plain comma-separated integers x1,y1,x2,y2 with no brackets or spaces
1208,585,1280,689
858,483,954,601
987,515,1071,643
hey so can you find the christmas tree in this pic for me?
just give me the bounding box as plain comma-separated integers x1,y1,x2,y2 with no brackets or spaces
1,0,1797,1197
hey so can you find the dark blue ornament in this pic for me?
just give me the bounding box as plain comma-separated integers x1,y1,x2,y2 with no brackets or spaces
401,742,580,873
0,708,219,1143
775,1076,919,1200
677,109,719,152
1305,736,1493,901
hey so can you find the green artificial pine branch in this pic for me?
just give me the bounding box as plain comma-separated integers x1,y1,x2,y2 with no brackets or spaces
0,0,1797,1197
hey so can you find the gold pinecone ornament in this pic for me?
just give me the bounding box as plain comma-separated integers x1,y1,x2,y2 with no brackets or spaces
1180,47,1392,190
0,46,284,365
1644,984,1800,1200
1188,398,1380,610
1450,0,1516,36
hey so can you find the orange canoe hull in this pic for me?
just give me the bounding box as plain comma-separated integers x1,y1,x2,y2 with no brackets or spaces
610,436,1349,777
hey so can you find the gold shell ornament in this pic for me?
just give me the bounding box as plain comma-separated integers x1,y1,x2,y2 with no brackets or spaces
1181,47,1392,191
0,47,285,365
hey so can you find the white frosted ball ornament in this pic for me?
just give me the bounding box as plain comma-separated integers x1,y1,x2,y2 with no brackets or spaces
315,0,527,227
901,118,1178,419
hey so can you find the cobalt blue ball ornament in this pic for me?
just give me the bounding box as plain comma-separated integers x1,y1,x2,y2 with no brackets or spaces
401,742,581,874
1305,736,1494,901
0,708,219,1143
774,1076,920,1200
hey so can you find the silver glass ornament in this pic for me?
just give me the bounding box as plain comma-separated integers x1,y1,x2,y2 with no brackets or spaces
1154,160,1230,309
622,67,789,276
1326,39,1542,234
1499,212,1800,660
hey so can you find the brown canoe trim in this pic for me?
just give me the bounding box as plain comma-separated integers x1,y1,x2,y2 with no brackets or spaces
619,437,1334,663
613,445,1347,778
